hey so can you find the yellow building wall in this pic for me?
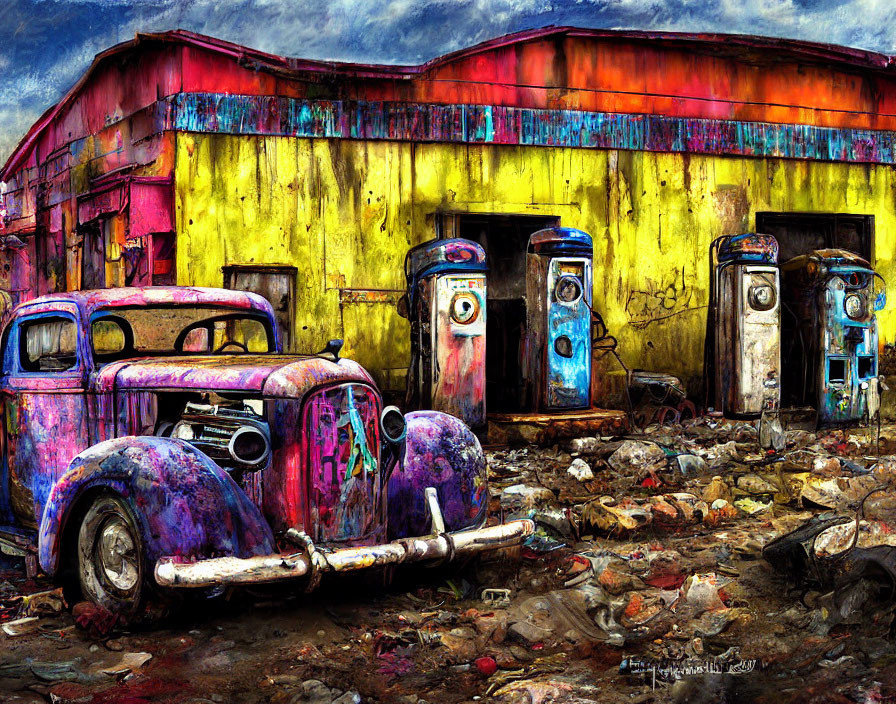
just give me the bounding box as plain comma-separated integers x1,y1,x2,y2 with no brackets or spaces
174,132,896,394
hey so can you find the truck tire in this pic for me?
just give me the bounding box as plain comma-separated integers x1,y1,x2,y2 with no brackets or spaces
77,495,145,617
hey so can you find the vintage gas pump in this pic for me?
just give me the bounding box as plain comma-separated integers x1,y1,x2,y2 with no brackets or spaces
781,249,886,425
706,233,781,418
401,238,488,428
524,227,593,411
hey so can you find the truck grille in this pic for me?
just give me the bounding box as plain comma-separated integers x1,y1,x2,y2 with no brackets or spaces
303,384,382,544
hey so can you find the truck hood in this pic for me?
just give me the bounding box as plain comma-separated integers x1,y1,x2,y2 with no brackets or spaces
93,355,376,398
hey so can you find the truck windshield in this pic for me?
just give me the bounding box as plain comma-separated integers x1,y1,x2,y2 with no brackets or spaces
91,306,275,364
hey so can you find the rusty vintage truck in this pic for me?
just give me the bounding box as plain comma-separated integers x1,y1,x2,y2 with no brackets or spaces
0,287,532,615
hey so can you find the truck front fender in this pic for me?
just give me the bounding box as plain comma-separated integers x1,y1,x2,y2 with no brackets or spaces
386,411,488,539
38,436,276,577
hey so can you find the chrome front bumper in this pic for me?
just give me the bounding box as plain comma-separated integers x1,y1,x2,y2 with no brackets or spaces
154,519,534,588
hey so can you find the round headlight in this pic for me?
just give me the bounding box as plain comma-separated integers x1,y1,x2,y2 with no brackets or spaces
555,275,584,304
748,285,776,311
845,293,867,320
380,405,407,444
228,426,271,466
450,292,479,325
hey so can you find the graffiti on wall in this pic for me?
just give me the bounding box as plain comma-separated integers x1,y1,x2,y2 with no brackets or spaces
626,268,698,330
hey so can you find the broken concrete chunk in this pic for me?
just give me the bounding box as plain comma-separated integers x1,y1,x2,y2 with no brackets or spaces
500,484,555,509
608,441,666,473
568,458,594,481
295,679,336,704
737,473,779,495
675,454,706,475
566,436,602,454
98,652,152,676
702,476,732,504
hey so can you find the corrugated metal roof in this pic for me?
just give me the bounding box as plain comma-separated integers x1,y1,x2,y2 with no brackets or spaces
3,26,895,180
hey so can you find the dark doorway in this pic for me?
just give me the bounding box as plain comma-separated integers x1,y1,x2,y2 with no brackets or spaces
756,212,875,410
440,213,559,412
756,212,874,264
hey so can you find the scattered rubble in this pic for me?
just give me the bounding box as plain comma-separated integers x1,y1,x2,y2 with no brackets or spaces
1,417,896,701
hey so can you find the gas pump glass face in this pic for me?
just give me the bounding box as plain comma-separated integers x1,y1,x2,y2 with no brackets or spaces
844,293,867,320
555,275,584,305
747,275,776,312
450,292,480,325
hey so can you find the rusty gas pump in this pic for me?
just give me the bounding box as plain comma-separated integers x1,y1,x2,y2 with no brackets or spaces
781,249,886,426
706,233,781,419
400,238,488,428
523,227,593,411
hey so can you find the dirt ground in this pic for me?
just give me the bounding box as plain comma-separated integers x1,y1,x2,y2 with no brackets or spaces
3,418,896,704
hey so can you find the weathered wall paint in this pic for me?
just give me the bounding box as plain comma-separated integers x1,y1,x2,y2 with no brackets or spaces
174,133,896,392
6,28,896,399
164,94,896,166
8,28,896,190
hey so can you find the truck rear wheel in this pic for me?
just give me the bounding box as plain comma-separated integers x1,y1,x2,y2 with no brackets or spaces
77,495,145,617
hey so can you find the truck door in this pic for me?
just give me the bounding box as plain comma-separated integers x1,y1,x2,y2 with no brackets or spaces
1,309,89,528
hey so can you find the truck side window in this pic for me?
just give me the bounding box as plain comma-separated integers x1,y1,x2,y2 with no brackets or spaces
19,317,78,373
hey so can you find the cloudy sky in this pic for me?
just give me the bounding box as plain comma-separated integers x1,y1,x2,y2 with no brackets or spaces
1,0,895,163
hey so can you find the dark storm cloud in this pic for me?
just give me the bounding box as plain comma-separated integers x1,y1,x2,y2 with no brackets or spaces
1,0,894,165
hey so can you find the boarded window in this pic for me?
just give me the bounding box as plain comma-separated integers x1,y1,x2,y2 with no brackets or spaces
152,232,176,286
19,316,78,372
223,265,296,352
36,228,65,296
80,221,105,290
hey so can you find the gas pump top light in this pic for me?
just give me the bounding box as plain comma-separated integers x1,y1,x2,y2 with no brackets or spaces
844,293,867,320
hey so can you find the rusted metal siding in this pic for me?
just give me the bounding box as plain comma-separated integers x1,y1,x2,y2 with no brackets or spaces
8,27,896,185
4,28,896,392
163,94,896,165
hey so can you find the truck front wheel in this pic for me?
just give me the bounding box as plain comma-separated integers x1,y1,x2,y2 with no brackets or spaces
77,495,145,616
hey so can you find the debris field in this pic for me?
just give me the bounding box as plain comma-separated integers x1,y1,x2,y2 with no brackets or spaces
3,416,896,704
